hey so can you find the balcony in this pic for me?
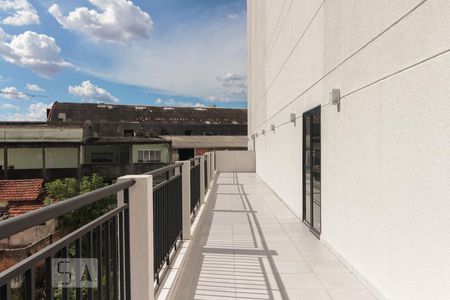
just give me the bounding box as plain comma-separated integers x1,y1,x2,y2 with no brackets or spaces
0,151,376,300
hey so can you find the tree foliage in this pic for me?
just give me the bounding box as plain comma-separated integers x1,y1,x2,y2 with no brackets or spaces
44,174,116,227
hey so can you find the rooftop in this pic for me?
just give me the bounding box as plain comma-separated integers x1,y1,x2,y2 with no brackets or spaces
0,179,44,202
6,201,44,217
47,102,247,126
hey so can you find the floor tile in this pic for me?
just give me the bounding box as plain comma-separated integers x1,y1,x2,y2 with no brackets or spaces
170,172,374,300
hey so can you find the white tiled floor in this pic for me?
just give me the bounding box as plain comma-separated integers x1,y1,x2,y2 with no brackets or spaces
173,173,376,300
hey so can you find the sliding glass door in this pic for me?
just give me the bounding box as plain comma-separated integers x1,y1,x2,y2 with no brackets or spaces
303,107,321,236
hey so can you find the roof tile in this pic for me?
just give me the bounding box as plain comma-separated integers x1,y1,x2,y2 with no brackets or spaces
7,201,44,217
0,179,44,202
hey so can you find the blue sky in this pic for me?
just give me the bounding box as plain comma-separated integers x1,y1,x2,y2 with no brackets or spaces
0,0,247,121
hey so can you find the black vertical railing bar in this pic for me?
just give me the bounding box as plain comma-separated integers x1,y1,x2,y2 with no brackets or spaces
75,238,81,300
96,225,103,300
44,257,53,300
25,266,34,300
87,231,93,300
204,155,208,192
0,283,11,299
190,159,201,217
105,219,111,300
61,246,68,300
118,213,124,300
151,162,183,291
123,188,131,300
111,217,118,300
0,179,134,300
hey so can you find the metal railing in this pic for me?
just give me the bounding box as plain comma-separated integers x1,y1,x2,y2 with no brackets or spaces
0,179,135,300
145,163,183,287
0,152,216,299
190,158,201,217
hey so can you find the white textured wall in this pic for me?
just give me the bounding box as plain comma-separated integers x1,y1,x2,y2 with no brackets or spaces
248,0,450,299
216,151,256,172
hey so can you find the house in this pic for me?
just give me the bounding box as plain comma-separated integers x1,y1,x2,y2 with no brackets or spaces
47,102,248,160
0,123,170,181
0,179,45,218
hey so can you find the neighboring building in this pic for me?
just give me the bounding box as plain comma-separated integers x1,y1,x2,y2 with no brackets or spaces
1,102,247,181
163,135,248,160
47,102,247,160
0,179,45,219
80,136,169,181
0,124,170,181
248,1,449,300
0,178,57,273
0,124,83,181
47,102,247,136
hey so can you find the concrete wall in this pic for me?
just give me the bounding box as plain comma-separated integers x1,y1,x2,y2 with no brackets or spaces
216,151,256,172
45,148,78,169
8,148,42,169
248,1,450,299
5,148,78,169
0,220,57,248
0,127,82,142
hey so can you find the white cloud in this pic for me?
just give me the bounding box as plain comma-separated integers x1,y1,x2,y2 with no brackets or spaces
0,30,73,76
26,83,44,92
49,0,153,43
154,98,205,108
0,0,40,26
1,103,19,110
213,72,247,100
69,80,119,103
227,14,238,19
1,86,28,99
85,7,247,103
0,101,51,121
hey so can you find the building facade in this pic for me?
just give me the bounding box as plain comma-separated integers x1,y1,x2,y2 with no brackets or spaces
0,125,170,181
248,1,450,299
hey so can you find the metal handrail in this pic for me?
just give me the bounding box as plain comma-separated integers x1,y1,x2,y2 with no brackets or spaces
145,162,183,176
0,205,127,286
0,178,135,240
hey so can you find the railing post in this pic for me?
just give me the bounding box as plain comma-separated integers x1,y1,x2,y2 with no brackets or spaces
199,156,205,204
178,160,191,240
117,175,154,300
205,154,210,188
212,151,216,174
208,153,213,186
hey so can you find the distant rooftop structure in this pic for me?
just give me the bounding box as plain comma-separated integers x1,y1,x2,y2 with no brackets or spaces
46,102,248,137
47,102,247,125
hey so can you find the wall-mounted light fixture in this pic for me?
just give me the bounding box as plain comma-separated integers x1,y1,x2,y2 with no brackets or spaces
290,113,296,126
270,124,275,131
331,88,341,112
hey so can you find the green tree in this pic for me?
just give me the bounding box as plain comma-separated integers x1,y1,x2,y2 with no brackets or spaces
45,174,116,227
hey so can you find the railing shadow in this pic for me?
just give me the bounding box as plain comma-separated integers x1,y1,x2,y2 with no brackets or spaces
175,172,289,300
